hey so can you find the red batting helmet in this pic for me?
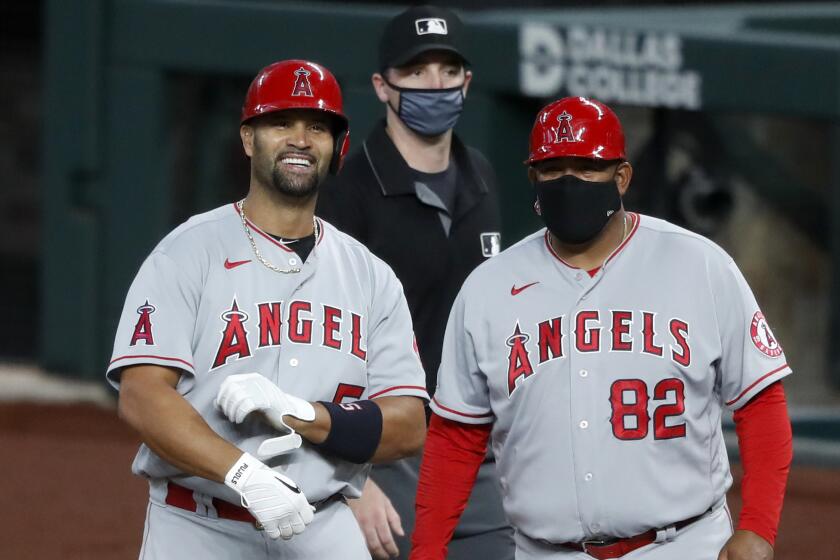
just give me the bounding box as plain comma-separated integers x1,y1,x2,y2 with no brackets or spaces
241,60,350,174
525,96,625,165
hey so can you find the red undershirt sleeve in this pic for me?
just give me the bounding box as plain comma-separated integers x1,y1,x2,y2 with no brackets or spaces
732,381,793,546
409,413,491,560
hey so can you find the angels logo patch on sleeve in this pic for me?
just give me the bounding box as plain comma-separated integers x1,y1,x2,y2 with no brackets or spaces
130,300,156,346
750,311,782,357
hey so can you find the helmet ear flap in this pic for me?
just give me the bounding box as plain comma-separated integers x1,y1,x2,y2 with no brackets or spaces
330,128,350,175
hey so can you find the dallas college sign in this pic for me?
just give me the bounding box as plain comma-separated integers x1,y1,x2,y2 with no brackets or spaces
520,24,702,110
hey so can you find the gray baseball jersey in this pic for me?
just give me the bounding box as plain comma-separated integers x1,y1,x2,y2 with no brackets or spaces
107,203,428,504
431,213,791,544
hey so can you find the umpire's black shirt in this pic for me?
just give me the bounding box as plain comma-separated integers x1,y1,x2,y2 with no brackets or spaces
317,121,501,393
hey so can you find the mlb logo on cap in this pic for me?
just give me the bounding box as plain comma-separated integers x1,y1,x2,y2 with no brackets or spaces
415,18,448,35
379,6,467,70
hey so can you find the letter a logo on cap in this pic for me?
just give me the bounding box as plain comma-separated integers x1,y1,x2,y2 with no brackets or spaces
292,67,314,97
552,111,577,144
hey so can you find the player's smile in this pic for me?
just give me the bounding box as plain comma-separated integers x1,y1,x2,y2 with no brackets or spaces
244,109,335,197
277,151,317,175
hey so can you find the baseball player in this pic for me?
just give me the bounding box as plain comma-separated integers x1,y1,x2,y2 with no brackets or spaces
107,60,428,559
410,97,793,560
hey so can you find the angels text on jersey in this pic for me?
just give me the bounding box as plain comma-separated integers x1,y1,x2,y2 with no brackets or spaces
506,309,690,397
129,296,368,370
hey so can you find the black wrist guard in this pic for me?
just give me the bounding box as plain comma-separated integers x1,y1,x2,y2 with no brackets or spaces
314,400,383,464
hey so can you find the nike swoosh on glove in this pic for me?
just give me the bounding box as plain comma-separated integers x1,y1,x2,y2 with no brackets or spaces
224,452,315,540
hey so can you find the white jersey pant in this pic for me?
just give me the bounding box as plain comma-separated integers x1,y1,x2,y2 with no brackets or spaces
513,505,733,560
139,494,370,560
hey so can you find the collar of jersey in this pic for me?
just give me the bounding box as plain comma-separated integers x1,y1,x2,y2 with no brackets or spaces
231,202,325,253
543,212,640,271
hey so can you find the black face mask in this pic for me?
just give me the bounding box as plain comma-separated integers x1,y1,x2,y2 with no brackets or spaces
535,174,622,245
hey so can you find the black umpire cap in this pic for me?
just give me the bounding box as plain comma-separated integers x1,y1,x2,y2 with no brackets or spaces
378,5,469,71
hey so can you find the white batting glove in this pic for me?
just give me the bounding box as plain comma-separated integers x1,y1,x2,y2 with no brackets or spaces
216,373,315,427
215,373,316,457
224,452,315,540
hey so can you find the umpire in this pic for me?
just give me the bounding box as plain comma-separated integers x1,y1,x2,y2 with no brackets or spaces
317,5,512,560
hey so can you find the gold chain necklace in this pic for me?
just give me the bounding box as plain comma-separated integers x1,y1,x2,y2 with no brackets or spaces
236,199,318,274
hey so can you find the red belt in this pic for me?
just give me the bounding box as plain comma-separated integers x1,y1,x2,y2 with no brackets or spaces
166,482,257,524
165,482,344,528
558,510,709,560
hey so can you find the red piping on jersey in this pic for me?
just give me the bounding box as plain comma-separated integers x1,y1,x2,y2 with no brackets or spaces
232,203,326,249
369,385,428,399
109,354,194,369
543,233,575,269
231,202,294,253
543,212,640,269
604,212,640,266
725,364,789,406
431,397,493,418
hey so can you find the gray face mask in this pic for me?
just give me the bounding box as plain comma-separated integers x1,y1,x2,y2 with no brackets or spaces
386,80,464,137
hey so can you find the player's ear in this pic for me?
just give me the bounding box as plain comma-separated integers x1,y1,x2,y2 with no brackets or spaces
527,166,538,185
371,72,390,104
615,161,633,195
240,125,254,158
461,68,473,99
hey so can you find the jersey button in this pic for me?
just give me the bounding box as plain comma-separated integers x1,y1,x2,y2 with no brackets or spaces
289,258,298,266
579,369,588,377
289,358,299,367
579,420,589,429
584,473,593,482
575,272,583,281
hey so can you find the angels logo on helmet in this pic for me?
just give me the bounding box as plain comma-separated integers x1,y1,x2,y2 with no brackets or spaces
291,67,314,98
552,111,578,144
